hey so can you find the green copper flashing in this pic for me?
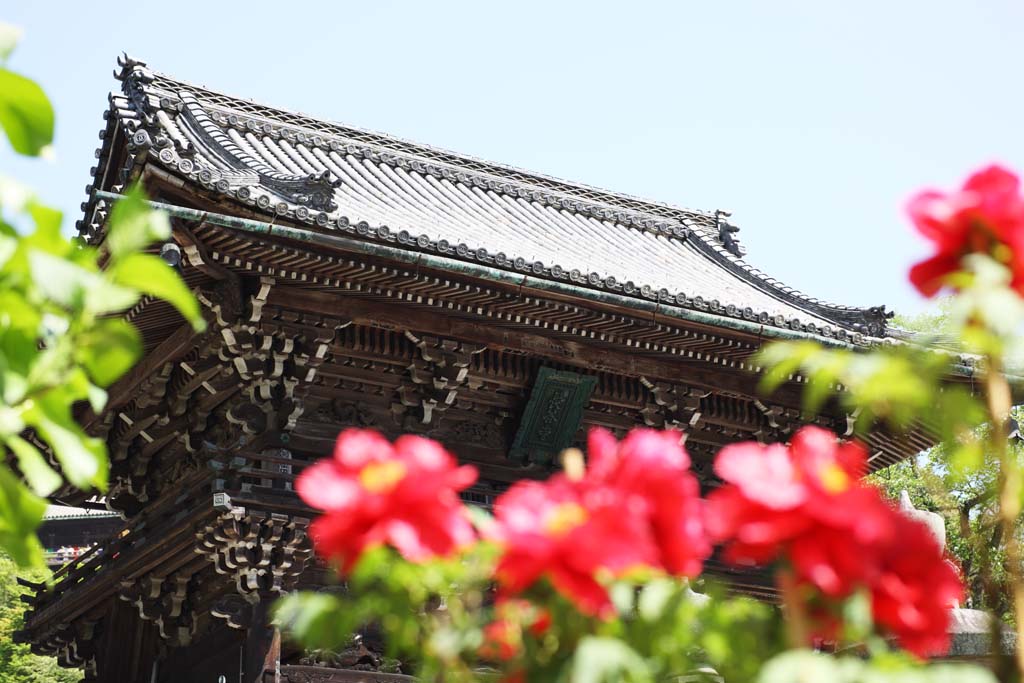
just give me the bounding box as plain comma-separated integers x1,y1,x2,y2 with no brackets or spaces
93,191,997,383
93,190,874,351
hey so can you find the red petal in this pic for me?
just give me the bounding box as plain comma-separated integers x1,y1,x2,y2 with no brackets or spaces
296,460,362,511
333,429,394,469
908,253,961,297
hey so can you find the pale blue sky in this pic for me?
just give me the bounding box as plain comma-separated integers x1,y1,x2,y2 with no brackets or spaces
6,1,1024,317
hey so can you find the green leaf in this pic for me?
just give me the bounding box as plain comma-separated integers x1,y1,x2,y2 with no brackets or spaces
637,577,676,622
274,592,353,650
104,184,171,259
0,233,16,268
27,200,61,236
570,636,652,683
110,252,205,330
76,318,142,387
22,392,108,491
0,464,46,568
755,341,819,395
81,277,142,317
27,248,98,310
0,68,54,156
6,435,60,496
0,23,22,63
756,650,997,683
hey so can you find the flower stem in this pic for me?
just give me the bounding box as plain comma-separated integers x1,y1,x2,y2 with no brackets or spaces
779,571,810,650
985,362,1024,676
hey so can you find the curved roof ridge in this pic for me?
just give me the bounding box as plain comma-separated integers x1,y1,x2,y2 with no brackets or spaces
137,62,720,225
81,55,893,340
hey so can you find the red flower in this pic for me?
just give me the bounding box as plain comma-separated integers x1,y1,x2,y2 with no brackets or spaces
492,428,709,616
908,164,1024,296
870,514,963,657
297,429,477,571
708,427,888,583
709,427,963,656
478,599,551,662
479,620,519,662
586,428,710,576
492,475,657,616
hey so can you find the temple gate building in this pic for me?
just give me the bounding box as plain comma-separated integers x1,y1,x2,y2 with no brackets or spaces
17,56,946,682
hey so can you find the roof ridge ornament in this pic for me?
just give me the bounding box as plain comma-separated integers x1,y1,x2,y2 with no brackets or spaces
715,209,745,258
114,53,149,82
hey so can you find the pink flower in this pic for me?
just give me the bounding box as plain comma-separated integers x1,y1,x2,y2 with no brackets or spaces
908,164,1024,296
297,429,477,571
708,427,886,575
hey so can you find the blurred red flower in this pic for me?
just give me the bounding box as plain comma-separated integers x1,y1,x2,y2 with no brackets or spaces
708,426,887,581
586,428,710,576
296,429,477,571
478,599,551,662
491,474,655,616
870,514,963,657
492,428,708,616
908,164,1024,296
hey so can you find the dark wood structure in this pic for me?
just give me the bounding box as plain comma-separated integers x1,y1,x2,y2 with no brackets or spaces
18,55,942,682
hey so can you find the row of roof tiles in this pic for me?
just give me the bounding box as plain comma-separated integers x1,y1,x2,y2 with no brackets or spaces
79,56,894,340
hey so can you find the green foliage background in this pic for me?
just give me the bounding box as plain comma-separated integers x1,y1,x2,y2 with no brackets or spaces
0,553,79,683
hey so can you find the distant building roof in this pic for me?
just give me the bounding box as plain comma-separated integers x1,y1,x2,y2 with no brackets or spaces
42,505,119,522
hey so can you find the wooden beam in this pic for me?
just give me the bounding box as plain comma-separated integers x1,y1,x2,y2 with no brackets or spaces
81,322,199,431
268,287,815,410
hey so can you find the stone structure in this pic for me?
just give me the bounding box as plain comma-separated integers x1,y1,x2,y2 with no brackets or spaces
898,491,1016,662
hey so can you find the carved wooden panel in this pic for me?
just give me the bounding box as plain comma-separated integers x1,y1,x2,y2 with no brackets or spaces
509,367,597,465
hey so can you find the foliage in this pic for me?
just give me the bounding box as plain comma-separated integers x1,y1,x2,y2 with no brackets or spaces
0,553,80,683
277,547,785,683
0,22,203,569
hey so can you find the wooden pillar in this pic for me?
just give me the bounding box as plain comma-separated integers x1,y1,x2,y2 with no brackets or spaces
242,600,280,683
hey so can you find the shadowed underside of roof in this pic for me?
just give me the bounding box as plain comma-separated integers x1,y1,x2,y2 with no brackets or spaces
81,55,894,341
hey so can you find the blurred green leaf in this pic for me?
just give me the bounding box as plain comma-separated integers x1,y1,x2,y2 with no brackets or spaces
6,435,59,497
0,465,46,568
756,341,820,395
26,248,97,310
105,185,171,259
26,200,61,236
571,636,652,683
110,252,204,330
81,277,142,317
0,67,53,156
637,577,675,622
76,318,142,387
23,392,107,491
757,650,996,683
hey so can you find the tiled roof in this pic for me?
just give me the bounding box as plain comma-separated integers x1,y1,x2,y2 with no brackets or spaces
43,505,119,521
81,55,894,340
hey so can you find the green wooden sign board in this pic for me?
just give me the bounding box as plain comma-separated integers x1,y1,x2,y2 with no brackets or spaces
509,367,597,466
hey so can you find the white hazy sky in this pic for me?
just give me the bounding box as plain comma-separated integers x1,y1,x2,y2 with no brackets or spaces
5,1,1024,318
